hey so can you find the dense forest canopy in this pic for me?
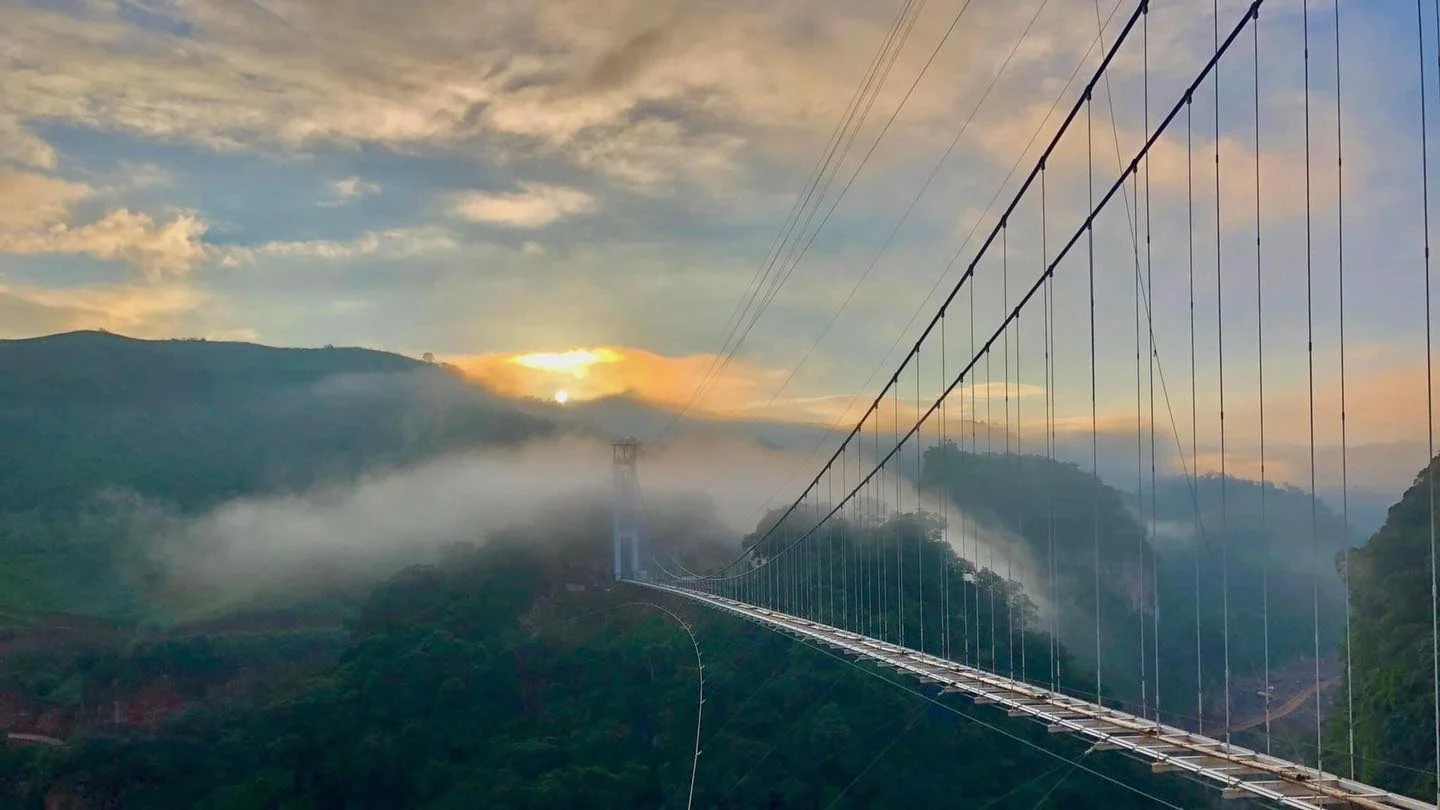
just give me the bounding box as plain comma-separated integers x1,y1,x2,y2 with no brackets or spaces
1326,458,1440,800
2,511,1211,809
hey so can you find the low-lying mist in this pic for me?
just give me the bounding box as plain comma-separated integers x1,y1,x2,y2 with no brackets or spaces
147,434,870,612
124,423,1064,624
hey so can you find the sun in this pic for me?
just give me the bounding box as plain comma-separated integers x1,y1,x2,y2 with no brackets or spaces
509,348,622,379
553,389,569,405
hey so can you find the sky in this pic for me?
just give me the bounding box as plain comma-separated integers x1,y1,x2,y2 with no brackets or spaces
0,0,1435,501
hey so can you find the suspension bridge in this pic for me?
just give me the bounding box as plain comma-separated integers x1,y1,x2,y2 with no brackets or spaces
606,0,1440,806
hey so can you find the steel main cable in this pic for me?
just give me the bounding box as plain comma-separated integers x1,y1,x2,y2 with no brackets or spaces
655,0,926,444
693,0,1266,589
659,0,959,443
760,0,1053,414
1421,0,1440,800
748,0,1131,521
700,0,1156,578
719,0,989,405
1334,0,1356,779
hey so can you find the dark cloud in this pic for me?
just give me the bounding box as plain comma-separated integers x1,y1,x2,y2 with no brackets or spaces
589,26,671,90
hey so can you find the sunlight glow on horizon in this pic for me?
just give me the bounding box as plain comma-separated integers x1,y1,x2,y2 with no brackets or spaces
507,348,622,378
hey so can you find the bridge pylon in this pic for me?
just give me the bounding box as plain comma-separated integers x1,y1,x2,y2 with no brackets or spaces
612,439,645,581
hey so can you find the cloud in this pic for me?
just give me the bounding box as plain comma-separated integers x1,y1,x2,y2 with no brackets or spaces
0,280,209,338
150,433,837,603
0,0,1110,192
0,170,217,336
970,100,1322,231
0,170,92,231
220,226,458,265
324,176,381,205
451,182,597,228
109,162,174,191
0,117,57,169
0,169,208,279
0,210,209,280
446,345,784,416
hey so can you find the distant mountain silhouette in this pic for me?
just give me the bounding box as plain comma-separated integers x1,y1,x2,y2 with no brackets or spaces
0,331,552,513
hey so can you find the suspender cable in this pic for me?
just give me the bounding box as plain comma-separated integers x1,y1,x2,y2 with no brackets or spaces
661,0,924,442
1334,0,1356,779
743,0,979,347
697,0,1267,626
1144,1,1160,729
705,0,1154,579
987,334,998,670
1016,233,1026,686
1091,0,1147,710
941,311,950,660
1189,93,1204,737
868,409,875,636
1252,8,1272,757
1213,0,1234,749
973,263,981,667
1303,0,1323,773
1089,91,1103,703
1004,221,1015,680
1091,0,1148,717
917,344,925,654
856,420,863,627
762,0,1051,417
1420,0,1440,800
862,412,870,634
842,448,849,630
828,468,834,625
1044,163,1058,693
877,407,885,640
895,375,904,646
1133,96,1148,723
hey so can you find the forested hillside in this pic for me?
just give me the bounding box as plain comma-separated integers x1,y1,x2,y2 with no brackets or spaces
1,504,1212,809
920,444,1357,738
1329,457,1440,800
0,331,552,620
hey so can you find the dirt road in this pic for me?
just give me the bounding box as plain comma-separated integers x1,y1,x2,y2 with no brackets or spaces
1228,677,1341,734
5,732,64,747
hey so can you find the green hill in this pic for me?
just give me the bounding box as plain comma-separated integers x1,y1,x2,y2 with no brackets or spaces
0,331,553,619
1327,457,1440,800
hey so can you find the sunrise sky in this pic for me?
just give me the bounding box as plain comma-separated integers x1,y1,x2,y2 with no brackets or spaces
1,0,1435,496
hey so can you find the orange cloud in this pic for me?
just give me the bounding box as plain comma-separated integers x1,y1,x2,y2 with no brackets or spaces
444,346,789,417
448,345,1063,431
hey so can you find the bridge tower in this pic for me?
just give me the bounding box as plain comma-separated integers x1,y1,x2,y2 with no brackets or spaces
612,439,644,581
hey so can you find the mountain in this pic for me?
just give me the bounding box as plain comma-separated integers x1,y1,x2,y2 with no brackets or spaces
918,445,1363,737
0,331,551,513
1327,457,1440,801
1149,475,1356,684
0,331,553,619
920,443,1161,705
522,390,840,454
